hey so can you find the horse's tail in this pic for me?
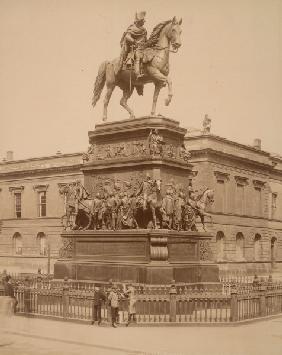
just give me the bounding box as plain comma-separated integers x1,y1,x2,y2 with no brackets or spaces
92,61,107,107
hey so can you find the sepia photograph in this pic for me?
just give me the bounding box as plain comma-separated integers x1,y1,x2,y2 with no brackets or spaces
0,0,282,354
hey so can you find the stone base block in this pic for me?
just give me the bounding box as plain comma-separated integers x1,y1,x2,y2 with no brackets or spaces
54,260,219,285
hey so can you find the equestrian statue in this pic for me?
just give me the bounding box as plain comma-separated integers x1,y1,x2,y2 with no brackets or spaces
92,12,182,121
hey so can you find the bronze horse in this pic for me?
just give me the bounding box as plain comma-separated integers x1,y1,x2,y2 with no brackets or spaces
92,17,182,121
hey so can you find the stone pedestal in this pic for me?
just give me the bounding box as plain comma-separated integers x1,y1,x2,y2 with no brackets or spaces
82,116,193,206
54,229,219,284
54,116,219,285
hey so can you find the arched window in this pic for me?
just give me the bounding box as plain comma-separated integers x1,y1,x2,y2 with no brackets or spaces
254,234,262,261
13,232,23,255
271,237,277,263
216,231,225,261
37,232,47,256
235,232,245,261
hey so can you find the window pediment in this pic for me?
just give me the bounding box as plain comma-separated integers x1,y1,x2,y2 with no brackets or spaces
214,171,230,182
252,180,265,189
9,186,24,193
33,184,49,192
234,176,249,186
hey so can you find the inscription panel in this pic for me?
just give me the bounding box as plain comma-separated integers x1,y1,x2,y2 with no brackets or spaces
168,242,197,261
76,241,147,259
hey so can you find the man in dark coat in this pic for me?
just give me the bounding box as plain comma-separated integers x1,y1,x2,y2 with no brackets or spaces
4,275,18,313
91,284,106,325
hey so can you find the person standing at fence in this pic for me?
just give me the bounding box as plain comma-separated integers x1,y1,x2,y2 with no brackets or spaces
124,283,137,326
91,284,106,325
108,285,121,328
4,276,17,313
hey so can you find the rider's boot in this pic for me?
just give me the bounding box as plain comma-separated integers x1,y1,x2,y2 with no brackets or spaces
134,58,143,79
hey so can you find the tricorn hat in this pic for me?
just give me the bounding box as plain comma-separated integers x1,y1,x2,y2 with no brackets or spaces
135,11,146,21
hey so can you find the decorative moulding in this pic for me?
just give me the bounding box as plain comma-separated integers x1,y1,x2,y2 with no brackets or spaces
214,171,230,182
33,184,49,192
234,176,249,186
9,186,24,193
252,180,265,189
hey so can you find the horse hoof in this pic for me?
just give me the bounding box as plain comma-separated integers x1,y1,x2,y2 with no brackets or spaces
102,117,107,122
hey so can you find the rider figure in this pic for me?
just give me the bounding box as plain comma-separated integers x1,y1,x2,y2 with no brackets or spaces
119,11,147,78
136,174,154,210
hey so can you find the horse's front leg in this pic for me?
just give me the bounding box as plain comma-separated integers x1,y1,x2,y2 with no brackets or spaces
151,83,162,116
164,76,172,106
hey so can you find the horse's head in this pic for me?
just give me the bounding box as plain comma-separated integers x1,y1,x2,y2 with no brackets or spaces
167,16,182,51
205,189,215,205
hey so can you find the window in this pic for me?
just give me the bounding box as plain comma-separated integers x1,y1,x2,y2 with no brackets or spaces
216,231,225,261
235,184,244,215
33,185,48,217
37,232,47,256
38,191,47,217
235,232,245,261
13,232,23,255
253,187,262,216
15,193,22,218
271,237,277,263
254,234,262,261
271,193,277,219
214,171,230,213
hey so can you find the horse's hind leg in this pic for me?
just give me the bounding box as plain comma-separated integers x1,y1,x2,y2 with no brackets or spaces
103,84,115,121
120,89,135,118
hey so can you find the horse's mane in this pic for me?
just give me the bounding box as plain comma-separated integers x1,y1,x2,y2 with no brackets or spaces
145,20,172,48
195,187,209,201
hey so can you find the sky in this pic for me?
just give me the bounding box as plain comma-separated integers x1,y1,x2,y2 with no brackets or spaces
0,0,281,160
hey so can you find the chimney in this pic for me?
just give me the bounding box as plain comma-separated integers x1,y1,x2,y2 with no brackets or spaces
6,151,14,161
253,139,261,150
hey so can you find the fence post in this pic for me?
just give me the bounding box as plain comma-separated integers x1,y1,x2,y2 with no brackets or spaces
62,277,70,319
230,285,238,322
259,284,266,317
169,281,177,323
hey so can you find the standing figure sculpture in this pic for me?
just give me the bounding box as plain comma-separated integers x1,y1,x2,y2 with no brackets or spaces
92,14,182,121
148,129,164,156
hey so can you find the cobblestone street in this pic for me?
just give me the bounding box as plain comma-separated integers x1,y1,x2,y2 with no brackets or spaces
1,316,282,355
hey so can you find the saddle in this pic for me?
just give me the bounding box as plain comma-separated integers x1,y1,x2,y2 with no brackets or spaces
123,48,156,71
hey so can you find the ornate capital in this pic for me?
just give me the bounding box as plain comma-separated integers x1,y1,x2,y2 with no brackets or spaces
234,176,249,186
214,171,230,182
9,186,24,194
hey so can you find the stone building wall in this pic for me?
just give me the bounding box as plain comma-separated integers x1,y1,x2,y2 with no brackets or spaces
185,134,282,275
0,153,83,273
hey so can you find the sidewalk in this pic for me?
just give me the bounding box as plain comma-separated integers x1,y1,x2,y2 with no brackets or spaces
1,315,282,355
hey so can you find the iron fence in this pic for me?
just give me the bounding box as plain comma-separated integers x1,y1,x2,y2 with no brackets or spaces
0,280,281,325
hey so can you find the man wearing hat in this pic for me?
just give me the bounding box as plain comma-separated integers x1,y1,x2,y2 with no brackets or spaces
91,284,106,325
119,11,147,78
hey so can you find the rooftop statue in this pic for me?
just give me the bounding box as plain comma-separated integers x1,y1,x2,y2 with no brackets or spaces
92,13,182,121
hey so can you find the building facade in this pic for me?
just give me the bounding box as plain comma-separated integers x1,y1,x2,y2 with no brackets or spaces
0,152,83,273
185,134,282,275
0,131,282,276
